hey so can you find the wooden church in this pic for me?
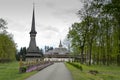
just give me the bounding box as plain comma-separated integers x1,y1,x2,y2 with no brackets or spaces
25,7,42,61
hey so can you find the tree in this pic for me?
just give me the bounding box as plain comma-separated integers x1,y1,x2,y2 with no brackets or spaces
63,37,71,52
39,48,44,57
0,34,16,62
0,18,16,62
103,0,120,65
16,47,27,61
0,18,7,32
68,22,89,64
44,46,53,52
67,0,120,66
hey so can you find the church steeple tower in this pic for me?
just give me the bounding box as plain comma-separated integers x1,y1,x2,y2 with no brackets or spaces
26,5,42,61
59,40,63,48
28,6,37,51
30,6,37,34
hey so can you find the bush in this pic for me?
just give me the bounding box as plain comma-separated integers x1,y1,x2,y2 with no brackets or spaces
89,70,99,75
67,62,83,71
19,66,27,73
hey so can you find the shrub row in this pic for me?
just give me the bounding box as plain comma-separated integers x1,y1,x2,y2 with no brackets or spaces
67,62,83,71
19,61,53,73
0,59,12,63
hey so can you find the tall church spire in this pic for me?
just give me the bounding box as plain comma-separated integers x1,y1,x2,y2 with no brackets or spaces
27,5,37,52
30,5,37,34
26,4,42,61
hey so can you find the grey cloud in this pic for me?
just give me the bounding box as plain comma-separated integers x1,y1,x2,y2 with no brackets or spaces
42,31,57,39
7,19,26,32
53,9,78,17
36,24,59,33
38,0,81,11
39,0,82,23
44,1,55,8
34,0,82,23
36,24,59,39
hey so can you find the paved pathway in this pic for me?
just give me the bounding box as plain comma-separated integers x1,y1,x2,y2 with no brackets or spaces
26,62,73,80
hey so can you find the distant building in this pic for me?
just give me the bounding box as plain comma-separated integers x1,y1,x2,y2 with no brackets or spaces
44,40,73,62
26,7,42,61
45,40,69,55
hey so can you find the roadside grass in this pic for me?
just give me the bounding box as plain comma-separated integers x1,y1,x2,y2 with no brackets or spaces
65,62,120,80
0,61,37,80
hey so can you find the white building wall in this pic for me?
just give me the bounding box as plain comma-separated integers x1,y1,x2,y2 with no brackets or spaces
44,58,74,62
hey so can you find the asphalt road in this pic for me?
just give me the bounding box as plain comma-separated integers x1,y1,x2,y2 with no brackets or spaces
25,62,73,80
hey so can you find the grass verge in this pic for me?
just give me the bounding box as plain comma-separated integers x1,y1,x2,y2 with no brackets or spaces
65,62,120,80
0,61,37,80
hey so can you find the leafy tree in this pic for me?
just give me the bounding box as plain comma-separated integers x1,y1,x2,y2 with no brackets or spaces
0,18,7,32
67,0,120,66
0,18,16,62
68,22,89,64
103,0,120,65
63,37,71,52
0,33,16,62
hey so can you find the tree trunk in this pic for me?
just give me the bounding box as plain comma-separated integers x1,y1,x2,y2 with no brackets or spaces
81,46,84,64
88,43,92,65
97,46,100,65
117,55,120,66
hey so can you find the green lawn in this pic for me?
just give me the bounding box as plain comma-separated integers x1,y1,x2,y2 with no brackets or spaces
0,61,37,80
65,62,120,80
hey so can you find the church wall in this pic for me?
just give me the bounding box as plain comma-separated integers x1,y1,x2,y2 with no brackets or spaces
44,58,74,62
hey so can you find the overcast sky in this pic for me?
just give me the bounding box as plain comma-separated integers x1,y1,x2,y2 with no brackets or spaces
0,0,82,49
